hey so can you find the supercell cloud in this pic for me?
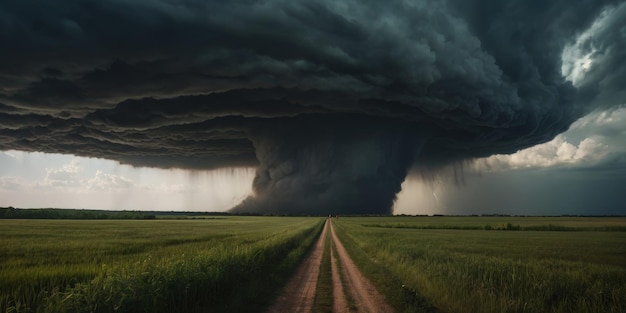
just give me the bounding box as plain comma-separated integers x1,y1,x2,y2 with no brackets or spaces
0,0,624,214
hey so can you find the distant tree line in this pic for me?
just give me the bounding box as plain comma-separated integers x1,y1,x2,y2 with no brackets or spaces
0,207,156,220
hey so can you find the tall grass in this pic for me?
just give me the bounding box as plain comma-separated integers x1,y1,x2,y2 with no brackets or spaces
1,217,323,313
333,217,626,313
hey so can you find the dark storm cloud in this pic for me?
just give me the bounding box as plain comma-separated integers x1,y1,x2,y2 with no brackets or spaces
570,3,626,109
1,0,624,214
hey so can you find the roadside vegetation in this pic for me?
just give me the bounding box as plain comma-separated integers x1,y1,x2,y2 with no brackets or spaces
333,216,626,313
0,217,324,313
4,215,624,313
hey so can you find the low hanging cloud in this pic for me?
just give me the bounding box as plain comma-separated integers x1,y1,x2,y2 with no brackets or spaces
43,160,82,187
1,0,625,214
87,170,135,191
476,105,626,171
39,160,136,191
482,136,608,170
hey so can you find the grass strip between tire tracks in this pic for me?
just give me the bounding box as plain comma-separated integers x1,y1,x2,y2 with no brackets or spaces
313,224,333,313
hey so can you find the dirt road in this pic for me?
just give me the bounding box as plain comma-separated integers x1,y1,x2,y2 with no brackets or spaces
267,218,329,313
267,219,394,313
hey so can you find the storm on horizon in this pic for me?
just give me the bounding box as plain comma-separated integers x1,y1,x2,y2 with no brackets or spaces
1,0,625,215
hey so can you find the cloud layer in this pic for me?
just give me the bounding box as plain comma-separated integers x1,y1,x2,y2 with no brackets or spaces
476,105,626,171
1,0,625,214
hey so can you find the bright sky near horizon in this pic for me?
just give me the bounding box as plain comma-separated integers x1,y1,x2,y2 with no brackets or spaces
0,153,255,212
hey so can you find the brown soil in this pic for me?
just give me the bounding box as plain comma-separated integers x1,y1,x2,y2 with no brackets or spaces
267,219,394,313
330,220,395,313
266,218,329,313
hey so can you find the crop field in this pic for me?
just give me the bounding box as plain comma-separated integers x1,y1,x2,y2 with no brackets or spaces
3,215,625,313
0,217,324,313
333,216,626,313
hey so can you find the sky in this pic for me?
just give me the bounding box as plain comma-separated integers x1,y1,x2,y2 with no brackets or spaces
1,0,625,215
395,105,626,215
0,151,255,211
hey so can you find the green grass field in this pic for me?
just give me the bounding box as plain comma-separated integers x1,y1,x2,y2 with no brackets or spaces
333,216,626,313
3,216,625,313
0,217,324,313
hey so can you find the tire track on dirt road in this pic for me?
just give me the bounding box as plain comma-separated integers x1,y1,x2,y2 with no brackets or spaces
267,219,394,313
267,219,329,313
330,220,395,313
